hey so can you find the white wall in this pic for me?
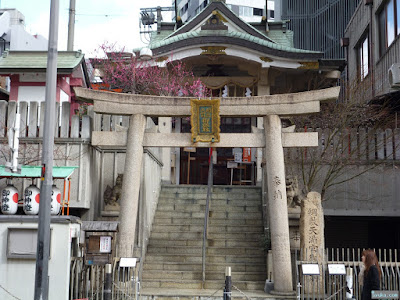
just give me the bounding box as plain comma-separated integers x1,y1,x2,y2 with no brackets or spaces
60,89,69,103
18,86,46,102
0,217,81,300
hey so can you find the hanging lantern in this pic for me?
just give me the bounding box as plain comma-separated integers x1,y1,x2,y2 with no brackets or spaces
1,184,19,215
51,185,61,215
24,185,40,215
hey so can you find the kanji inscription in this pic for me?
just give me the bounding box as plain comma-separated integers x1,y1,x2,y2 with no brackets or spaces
191,99,220,143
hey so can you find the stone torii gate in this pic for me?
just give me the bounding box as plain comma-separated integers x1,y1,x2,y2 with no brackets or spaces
75,86,340,295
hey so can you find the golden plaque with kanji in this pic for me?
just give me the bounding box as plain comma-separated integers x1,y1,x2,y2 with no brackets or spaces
190,99,220,143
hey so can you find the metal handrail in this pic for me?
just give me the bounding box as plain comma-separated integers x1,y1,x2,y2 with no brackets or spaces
202,151,213,285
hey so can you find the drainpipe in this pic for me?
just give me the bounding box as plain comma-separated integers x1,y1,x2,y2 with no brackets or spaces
367,0,375,97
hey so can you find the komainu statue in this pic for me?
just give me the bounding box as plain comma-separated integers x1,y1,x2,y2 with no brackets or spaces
286,176,304,208
104,174,123,211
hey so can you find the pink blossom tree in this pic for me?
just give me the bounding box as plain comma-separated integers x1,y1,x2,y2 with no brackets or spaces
92,42,209,97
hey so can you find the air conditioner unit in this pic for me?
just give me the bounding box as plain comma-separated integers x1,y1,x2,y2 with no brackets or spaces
388,63,400,89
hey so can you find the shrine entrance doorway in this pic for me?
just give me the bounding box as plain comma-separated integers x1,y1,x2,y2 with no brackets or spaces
179,116,255,185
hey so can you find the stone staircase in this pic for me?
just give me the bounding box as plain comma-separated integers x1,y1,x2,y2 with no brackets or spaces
141,185,267,294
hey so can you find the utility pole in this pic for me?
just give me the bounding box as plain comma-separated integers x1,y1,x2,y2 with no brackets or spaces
67,0,76,51
34,0,59,299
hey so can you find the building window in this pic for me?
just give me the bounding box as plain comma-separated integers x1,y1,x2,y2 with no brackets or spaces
239,6,253,17
358,34,369,80
270,10,275,19
387,0,396,45
378,0,400,56
253,8,263,16
397,0,400,33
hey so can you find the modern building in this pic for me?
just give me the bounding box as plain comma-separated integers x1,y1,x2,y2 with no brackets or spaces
343,0,400,103
280,0,361,59
323,0,400,250
0,9,47,55
174,0,275,22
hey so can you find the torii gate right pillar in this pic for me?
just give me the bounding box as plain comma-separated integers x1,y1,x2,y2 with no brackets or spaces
264,115,294,295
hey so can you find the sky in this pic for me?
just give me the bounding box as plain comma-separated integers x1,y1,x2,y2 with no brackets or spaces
1,0,173,57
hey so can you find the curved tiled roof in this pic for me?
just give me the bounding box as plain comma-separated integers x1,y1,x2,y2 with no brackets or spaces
0,51,85,73
149,30,322,59
136,1,323,61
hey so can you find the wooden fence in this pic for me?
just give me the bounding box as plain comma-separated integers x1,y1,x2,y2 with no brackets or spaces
0,100,91,139
285,127,400,162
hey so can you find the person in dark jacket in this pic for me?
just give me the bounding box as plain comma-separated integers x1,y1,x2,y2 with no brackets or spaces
361,249,381,300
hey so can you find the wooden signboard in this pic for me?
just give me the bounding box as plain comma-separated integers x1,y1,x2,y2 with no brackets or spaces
190,99,220,143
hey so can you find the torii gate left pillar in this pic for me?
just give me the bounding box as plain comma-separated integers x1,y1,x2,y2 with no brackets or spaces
118,114,146,257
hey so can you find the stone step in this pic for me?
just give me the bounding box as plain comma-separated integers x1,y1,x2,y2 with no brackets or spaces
158,197,262,206
141,279,265,290
150,231,202,240
148,238,262,248
157,203,262,212
158,193,261,200
142,185,265,293
160,185,261,194
150,231,263,240
142,270,266,281
144,254,266,264
146,246,265,256
143,262,265,273
151,224,263,233
154,210,262,219
153,216,263,226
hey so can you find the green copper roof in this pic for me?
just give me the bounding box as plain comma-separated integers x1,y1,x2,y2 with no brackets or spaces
169,0,275,44
150,30,321,54
266,30,295,49
0,166,78,179
0,51,85,71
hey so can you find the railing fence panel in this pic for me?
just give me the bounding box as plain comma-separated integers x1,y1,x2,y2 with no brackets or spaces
297,248,400,300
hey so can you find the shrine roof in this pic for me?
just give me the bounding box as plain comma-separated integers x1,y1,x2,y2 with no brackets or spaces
137,1,322,60
0,166,78,179
0,50,85,73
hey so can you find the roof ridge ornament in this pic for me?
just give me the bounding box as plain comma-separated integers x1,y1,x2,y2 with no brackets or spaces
201,10,228,31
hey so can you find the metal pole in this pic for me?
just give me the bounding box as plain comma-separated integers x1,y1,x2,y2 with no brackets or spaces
224,266,232,300
34,0,59,299
174,0,178,20
67,0,76,51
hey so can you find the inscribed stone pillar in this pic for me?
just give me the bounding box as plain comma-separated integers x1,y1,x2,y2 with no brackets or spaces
300,191,325,294
300,191,324,260
118,114,146,257
264,115,294,294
